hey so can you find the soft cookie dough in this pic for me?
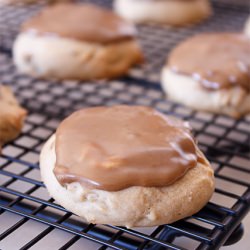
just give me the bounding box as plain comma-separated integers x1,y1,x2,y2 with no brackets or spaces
40,105,214,228
161,33,250,118
13,3,143,80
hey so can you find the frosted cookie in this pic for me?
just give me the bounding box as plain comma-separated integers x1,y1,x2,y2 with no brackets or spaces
244,16,250,37
40,105,214,228
0,0,70,6
161,33,250,118
0,86,27,152
13,3,143,80
0,0,33,4
114,0,212,26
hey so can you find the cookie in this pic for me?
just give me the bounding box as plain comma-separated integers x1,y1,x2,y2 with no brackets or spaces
40,105,214,228
0,0,70,5
161,33,250,118
114,0,212,26
0,86,27,151
244,16,250,37
13,3,143,80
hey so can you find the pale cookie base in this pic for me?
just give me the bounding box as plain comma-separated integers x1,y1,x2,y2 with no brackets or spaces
161,68,250,118
0,86,27,151
13,33,143,80
244,17,250,37
114,0,212,26
40,135,214,228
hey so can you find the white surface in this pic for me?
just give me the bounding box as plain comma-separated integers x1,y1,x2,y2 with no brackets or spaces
223,214,250,250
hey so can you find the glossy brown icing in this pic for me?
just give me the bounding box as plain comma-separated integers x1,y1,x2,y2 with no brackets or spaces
22,3,137,44
54,105,198,191
168,33,250,91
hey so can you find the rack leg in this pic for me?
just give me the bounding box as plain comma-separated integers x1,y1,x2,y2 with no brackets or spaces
223,223,244,246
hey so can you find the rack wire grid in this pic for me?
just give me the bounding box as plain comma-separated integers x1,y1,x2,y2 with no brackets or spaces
0,0,249,249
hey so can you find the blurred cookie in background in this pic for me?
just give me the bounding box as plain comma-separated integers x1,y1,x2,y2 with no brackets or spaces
114,0,212,26
0,85,26,153
161,33,250,118
244,16,250,37
13,3,143,80
0,0,71,6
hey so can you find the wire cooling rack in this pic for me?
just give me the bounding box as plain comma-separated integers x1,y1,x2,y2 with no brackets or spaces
0,0,249,249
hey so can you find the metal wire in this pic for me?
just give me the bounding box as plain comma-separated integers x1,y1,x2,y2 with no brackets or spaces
0,0,249,249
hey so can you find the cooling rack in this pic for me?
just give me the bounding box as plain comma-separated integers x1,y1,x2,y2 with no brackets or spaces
0,0,249,249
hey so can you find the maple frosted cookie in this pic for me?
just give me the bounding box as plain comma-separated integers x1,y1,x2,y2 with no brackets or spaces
114,0,212,26
13,3,143,80
0,0,33,4
161,33,250,118
40,105,214,228
0,86,27,152
0,0,70,6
